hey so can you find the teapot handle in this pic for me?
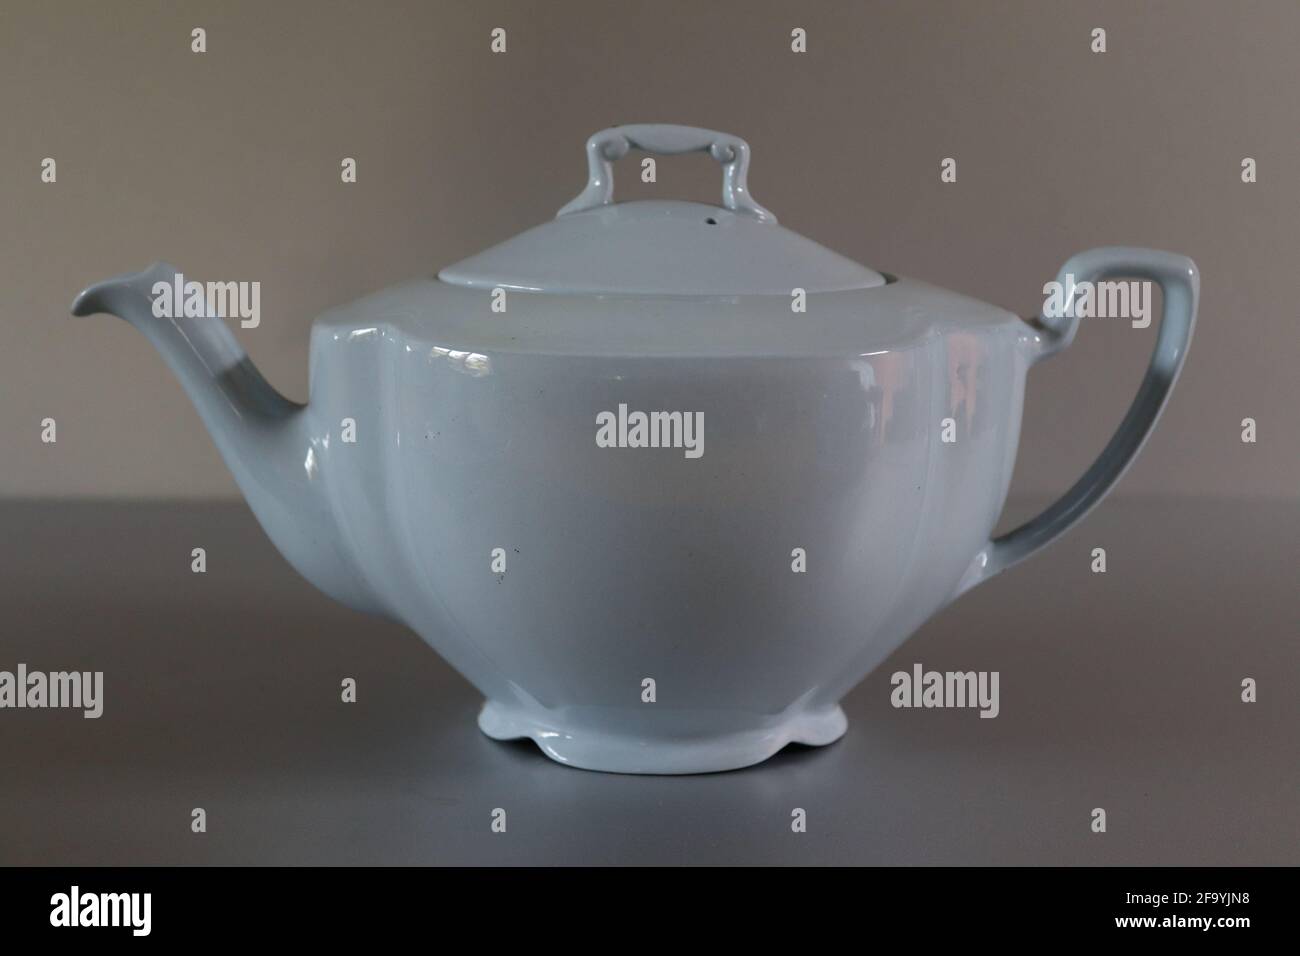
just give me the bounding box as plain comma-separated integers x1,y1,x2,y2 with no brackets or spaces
556,123,777,222
954,246,1199,598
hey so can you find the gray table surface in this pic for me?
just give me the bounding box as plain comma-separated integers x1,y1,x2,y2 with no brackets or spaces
0,497,1295,866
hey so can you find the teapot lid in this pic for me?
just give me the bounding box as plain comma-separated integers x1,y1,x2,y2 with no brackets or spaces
438,124,887,297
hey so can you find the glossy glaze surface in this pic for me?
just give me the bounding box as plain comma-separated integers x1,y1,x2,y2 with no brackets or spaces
70,125,1198,773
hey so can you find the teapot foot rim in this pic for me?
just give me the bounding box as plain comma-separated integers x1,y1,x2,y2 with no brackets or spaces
477,699,847,775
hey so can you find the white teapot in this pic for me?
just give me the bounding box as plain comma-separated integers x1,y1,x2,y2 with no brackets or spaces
72,124,1197,773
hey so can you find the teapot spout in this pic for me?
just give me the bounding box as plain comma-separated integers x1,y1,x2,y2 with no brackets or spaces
71,262,382,615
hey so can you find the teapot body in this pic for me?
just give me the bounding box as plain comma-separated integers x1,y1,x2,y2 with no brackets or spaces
302,278,1034,772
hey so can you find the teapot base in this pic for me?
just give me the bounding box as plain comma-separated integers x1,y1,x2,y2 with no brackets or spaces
477,699,847,775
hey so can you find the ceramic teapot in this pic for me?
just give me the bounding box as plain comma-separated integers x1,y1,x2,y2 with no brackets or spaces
72,124,1198,773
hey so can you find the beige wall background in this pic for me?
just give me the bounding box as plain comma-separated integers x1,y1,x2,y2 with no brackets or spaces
1,0,1295,499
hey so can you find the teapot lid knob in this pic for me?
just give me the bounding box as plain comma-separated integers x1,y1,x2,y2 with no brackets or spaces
557,123,777,223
